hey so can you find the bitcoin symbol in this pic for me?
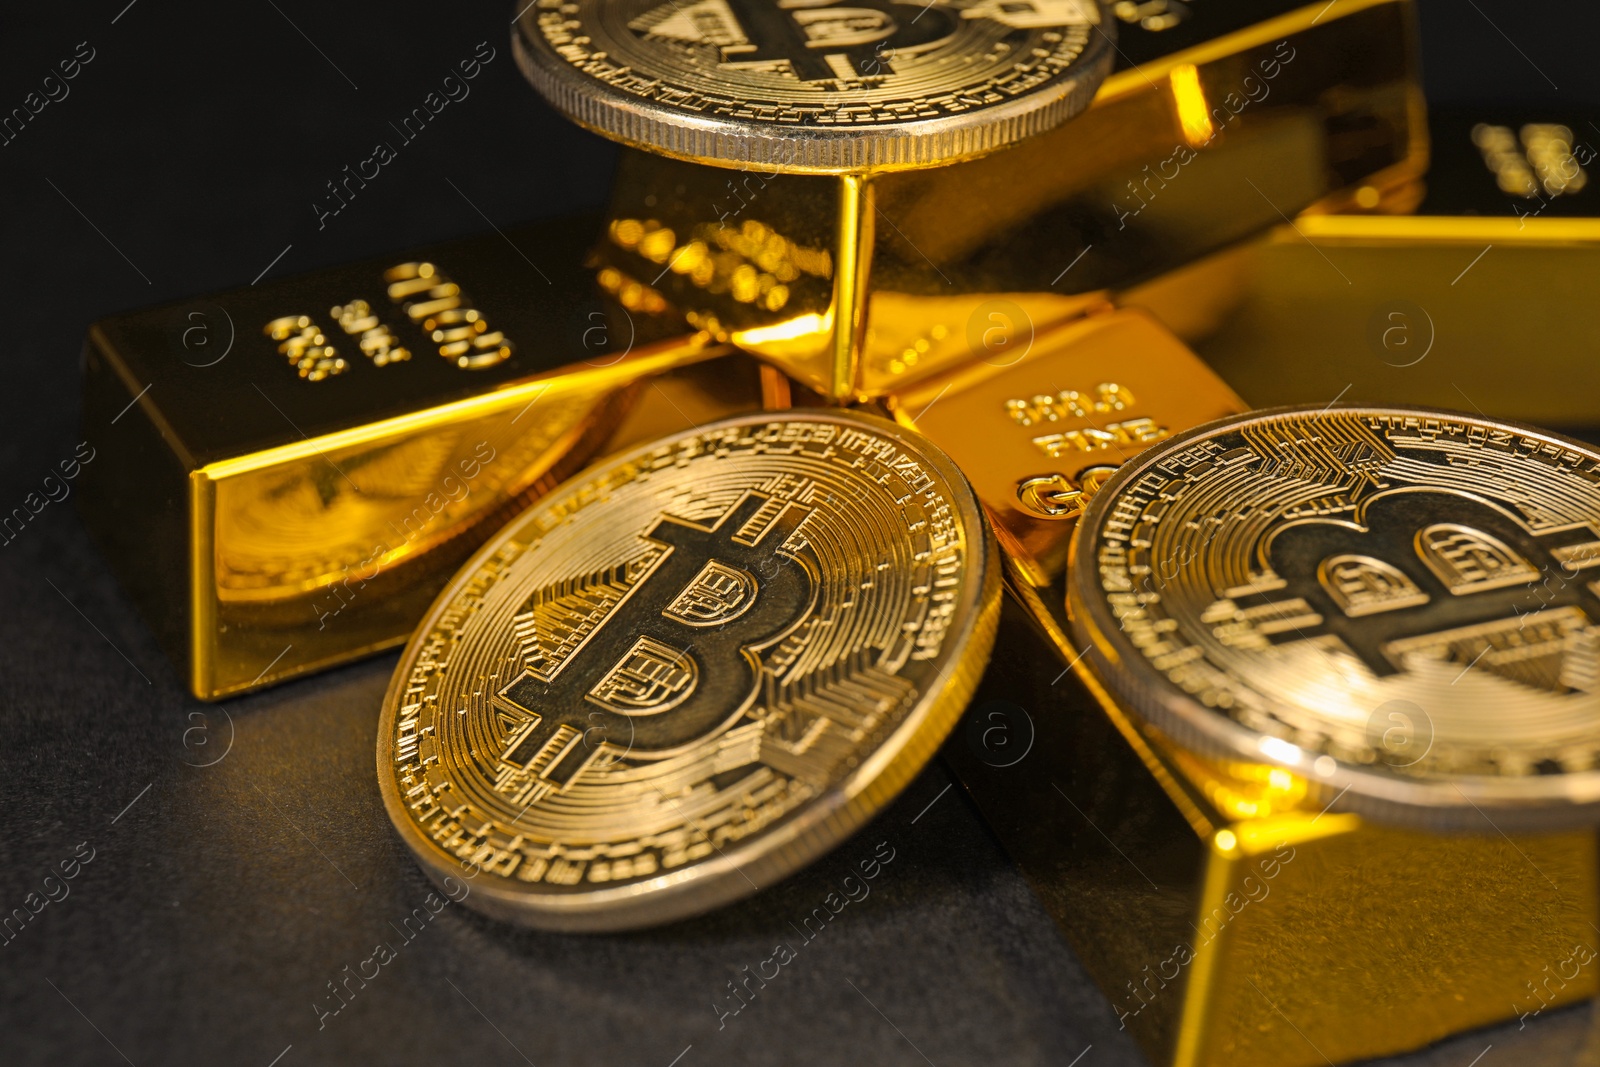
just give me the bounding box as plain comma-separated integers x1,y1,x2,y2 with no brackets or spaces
524,0,1109,172
1072,405,1600,827
494,492,815,795
1233,491,1600,681
635,0,959,83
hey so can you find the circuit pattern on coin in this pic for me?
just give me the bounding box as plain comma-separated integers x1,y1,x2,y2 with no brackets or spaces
378,412,996,928
513,0,1112,171
1070,406,1600,828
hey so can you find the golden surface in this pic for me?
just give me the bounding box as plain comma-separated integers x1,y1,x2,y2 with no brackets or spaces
928,305,1600,1063
1186,812,1595,1067
598,354,791,457
210,386,590,606
377,411,998,930
889,308,1244,583
590,0,1426,398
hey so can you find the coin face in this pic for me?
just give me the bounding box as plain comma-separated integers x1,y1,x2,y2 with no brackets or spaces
1069,405,1600,830
513,0,1113,173
378,411,997,929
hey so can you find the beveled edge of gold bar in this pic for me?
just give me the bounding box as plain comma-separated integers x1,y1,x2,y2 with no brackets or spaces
1094,0,1413,105
1295,213,1600,243
195,336,710,481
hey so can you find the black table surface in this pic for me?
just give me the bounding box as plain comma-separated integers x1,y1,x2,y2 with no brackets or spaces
5,2,1600,1064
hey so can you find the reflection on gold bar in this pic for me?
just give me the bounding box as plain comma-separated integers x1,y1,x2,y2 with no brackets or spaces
947,556,1599,1067
1123,216,1600,432
78,215,723,700
597,0,1425,399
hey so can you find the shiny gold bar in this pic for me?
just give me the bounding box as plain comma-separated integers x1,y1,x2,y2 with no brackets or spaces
593,0,1425,399
77,214,733,700
1123,215,1600,433
949,581,1598,1067
890,307,1598,1065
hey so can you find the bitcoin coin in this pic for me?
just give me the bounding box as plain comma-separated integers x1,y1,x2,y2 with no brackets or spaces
513,0,1114,173
377,410,998,929
1069,405,1600,830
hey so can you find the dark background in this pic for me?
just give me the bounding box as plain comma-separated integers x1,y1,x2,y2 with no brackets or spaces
3,2,1599,1065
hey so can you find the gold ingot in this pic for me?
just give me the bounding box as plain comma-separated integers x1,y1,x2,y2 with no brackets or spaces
587,0,1426,399
75,216,750,700
1124,214,1600,431
950,582,1597,1067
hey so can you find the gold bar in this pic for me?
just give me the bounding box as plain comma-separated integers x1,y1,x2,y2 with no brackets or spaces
1123,215,1600,433
592,0,1426,399
896,307,1598,1065
949,580,1598,1067
1123,107,1600,430
76,214,731,700
594,352,789,457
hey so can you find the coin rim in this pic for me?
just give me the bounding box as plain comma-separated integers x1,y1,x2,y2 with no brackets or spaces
1067,402,1600,832
510,2,1115,175
377,408,999,929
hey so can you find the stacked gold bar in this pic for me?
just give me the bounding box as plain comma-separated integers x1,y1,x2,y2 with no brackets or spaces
78,217,739,698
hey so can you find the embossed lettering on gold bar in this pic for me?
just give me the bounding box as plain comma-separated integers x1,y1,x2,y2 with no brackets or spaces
1473,122,1592,199
606,217,828,313
891,309,1245,584
1031,416,1169,458
264,314,347,380
1016,466,1117,519
1005,382,1135,426
266,259,516,379
331,299,411,366
384,261,513,369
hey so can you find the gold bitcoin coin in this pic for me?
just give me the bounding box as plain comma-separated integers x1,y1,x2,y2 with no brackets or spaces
377,410,998,929
512,0,1113,173
1069,405,1600,830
